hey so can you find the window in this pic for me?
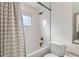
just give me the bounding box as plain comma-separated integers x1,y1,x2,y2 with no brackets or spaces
22,14,31,26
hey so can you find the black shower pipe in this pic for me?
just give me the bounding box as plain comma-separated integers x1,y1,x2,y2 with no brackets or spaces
37,2,51,11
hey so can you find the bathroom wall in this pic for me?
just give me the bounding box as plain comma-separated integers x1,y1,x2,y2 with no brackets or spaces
38,4,51,47
21,3,41,55
72,3,79,13
51,2,73,46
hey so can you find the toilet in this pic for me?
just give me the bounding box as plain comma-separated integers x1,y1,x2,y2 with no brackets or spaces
44,42,65,57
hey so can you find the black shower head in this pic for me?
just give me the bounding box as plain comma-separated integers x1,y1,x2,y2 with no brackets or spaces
39,12,43,15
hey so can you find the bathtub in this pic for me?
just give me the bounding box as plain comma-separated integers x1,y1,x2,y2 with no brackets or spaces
27,46,50,57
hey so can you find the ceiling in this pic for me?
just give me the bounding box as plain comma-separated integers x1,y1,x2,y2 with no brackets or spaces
21,2,50,11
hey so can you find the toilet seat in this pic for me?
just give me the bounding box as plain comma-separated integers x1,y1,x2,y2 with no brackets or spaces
44,53,58,57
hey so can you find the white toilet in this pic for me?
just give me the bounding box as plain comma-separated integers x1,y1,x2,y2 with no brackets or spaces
44,42,65,57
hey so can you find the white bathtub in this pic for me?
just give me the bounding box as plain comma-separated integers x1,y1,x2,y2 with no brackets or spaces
27,46,50,57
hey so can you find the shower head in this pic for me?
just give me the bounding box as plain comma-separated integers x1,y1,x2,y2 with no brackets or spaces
39,12,43,15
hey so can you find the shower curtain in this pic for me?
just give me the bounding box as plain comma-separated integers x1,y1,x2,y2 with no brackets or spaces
0,2,25,57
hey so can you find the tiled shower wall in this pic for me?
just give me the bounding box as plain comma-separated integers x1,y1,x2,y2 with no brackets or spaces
20,2,51,56
21,3,41,55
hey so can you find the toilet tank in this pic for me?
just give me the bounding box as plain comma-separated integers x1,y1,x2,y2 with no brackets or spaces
51,42,65,57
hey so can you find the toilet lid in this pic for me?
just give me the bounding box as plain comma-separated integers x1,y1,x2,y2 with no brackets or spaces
44,53,58,57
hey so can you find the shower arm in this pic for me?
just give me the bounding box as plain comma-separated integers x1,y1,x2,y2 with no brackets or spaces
37,2,51,11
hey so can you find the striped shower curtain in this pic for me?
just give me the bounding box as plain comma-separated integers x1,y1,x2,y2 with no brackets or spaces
0,2,25,57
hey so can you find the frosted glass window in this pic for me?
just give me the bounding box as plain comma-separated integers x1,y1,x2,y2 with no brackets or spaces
22,15,31,26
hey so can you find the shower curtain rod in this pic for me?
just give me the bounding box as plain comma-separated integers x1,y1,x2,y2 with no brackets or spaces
37,2,51,11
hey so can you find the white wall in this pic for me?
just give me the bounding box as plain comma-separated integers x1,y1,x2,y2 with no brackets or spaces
38,5,51,47
51,2,72,46
72,3,79,13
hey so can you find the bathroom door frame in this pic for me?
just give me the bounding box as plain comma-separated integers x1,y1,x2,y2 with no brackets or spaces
72,13,79,42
